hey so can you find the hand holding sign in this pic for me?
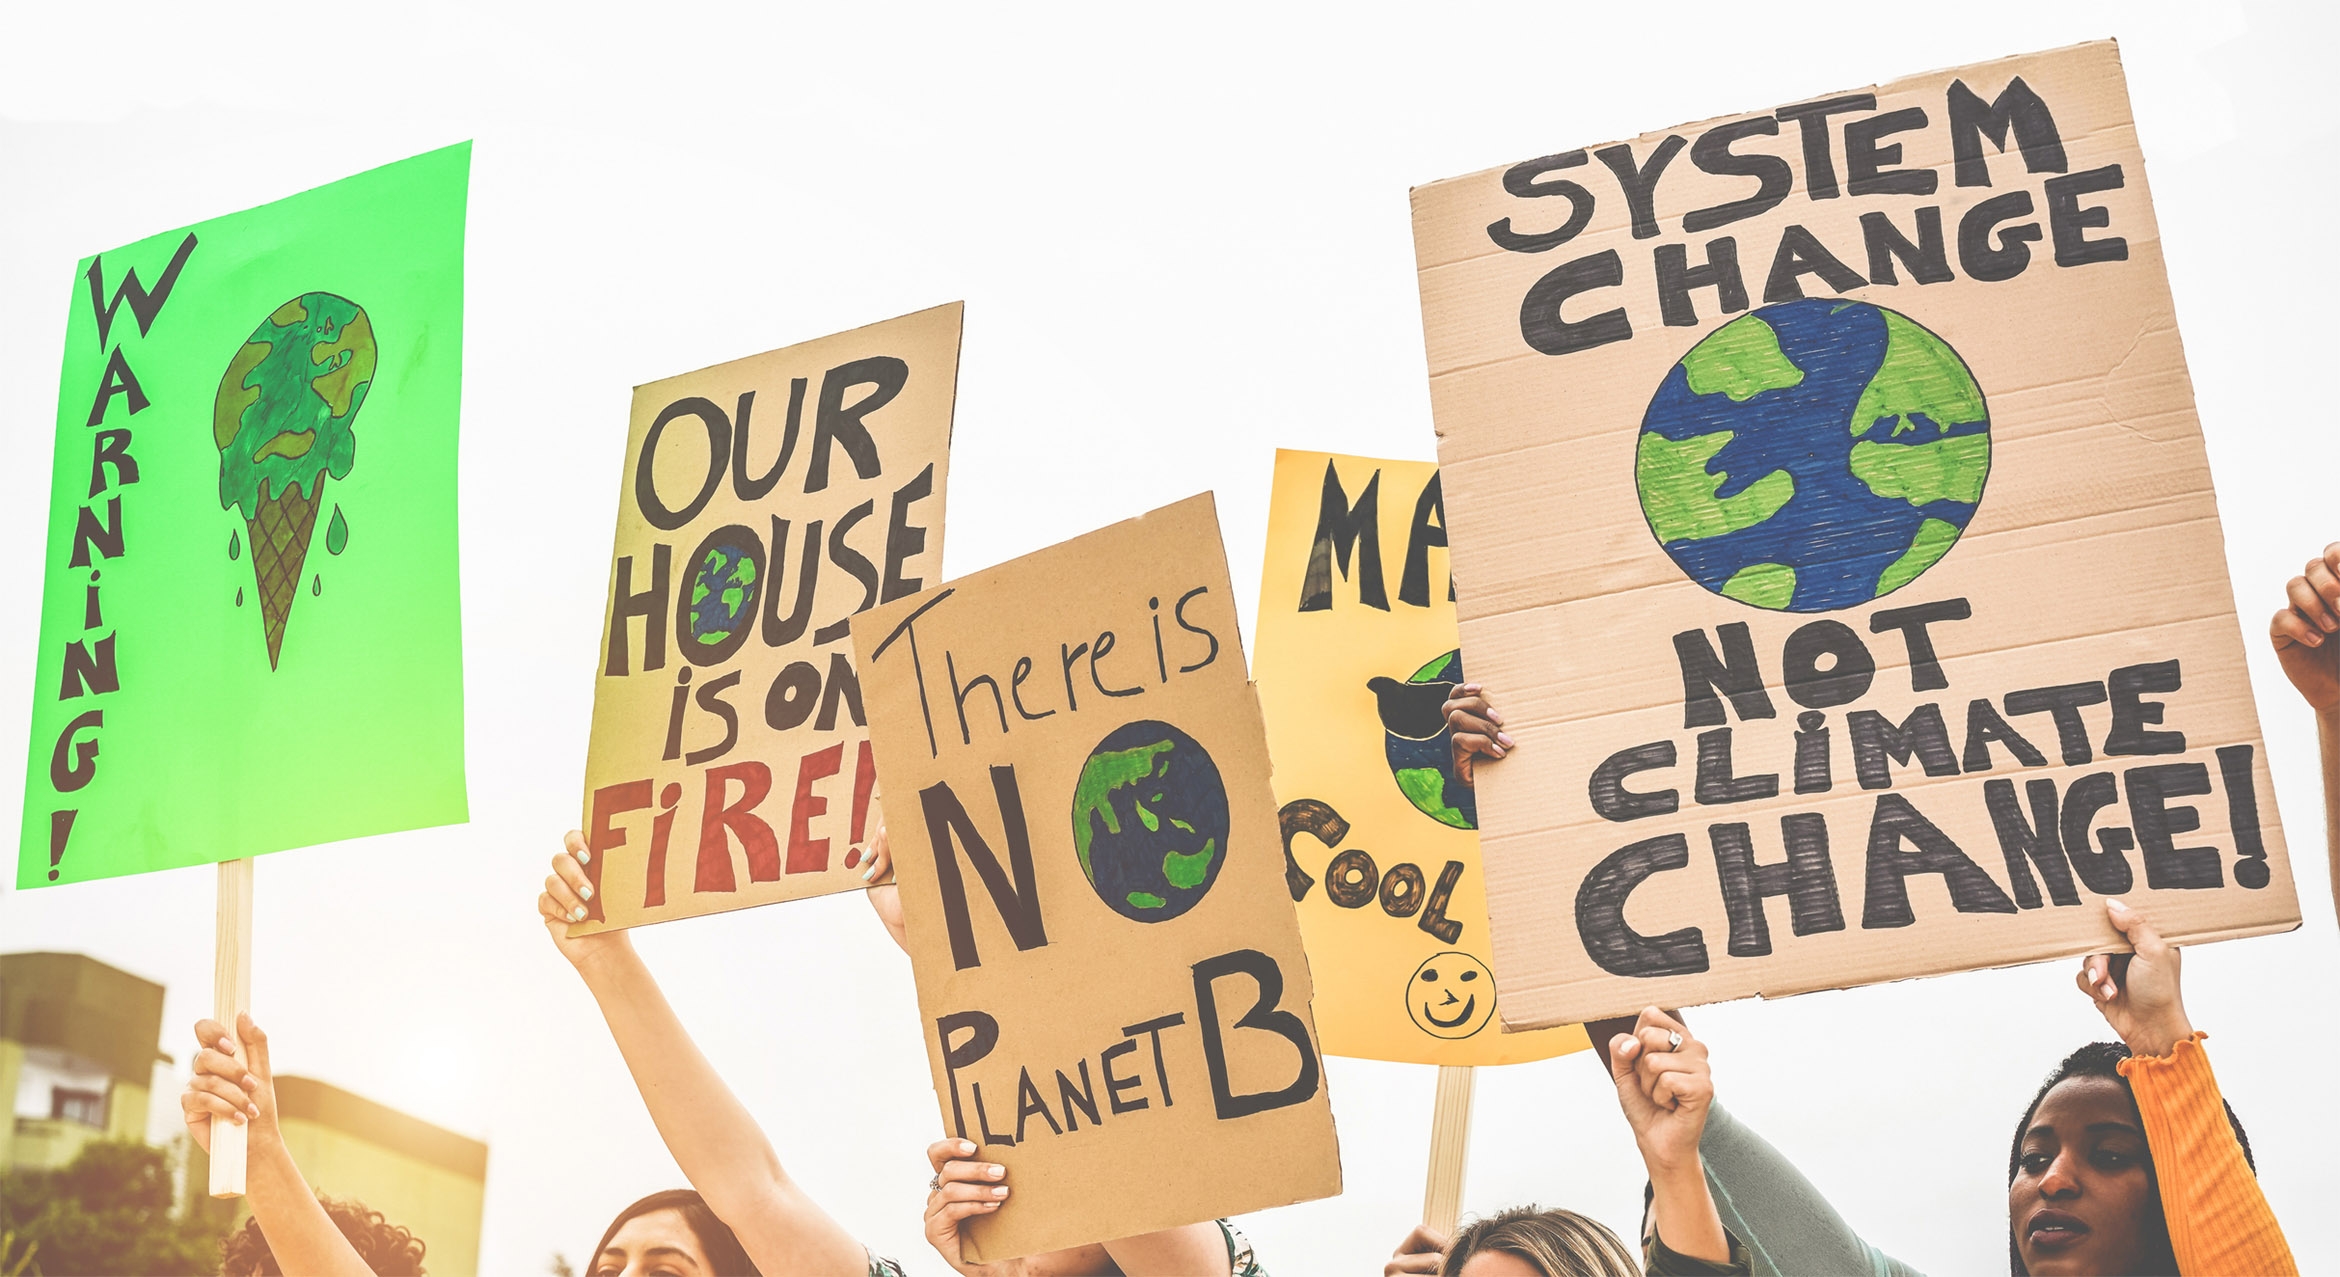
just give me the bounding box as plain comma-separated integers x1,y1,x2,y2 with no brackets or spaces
2080,899,2193,1059
540,833,630,972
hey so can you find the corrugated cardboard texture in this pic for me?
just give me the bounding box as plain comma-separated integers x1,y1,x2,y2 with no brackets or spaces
576,302,960,931
1254,449,1589,1064
851,493,1341,1261
1409,42,2297,1030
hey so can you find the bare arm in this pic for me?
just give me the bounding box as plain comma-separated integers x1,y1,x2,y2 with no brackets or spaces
182,1016,374,1277
543,835,868,1277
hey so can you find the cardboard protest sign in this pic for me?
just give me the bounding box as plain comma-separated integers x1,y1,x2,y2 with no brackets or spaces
851,493,1340,1260
19,143,471,888
1409,41,2297,1030
1255,450,1589,1064
577,303,960,930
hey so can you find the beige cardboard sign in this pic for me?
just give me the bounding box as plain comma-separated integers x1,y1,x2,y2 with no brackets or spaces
851,493,1340,1261
577,303,960,931
1255,450,1589,1064
1409,42,2297,1030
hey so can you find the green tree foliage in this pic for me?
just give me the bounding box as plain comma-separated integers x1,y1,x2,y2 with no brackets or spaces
0,1141,229,1276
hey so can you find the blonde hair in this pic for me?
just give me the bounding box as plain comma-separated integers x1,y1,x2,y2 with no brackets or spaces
1442,1205,1640,1277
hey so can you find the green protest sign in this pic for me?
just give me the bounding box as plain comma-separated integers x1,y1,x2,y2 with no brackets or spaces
18,142,472,889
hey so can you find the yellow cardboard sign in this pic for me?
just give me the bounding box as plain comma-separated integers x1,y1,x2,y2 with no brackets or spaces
1256,450,1587,1064
577,303,960,930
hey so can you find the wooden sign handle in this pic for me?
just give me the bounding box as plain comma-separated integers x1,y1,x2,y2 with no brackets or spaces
208,858,255,1198
1422,1063,1475,1236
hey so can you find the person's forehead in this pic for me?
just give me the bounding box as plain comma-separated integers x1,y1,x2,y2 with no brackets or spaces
2033,1074,2140,1129
1457,1250,1546,1277
610,1208,701,1253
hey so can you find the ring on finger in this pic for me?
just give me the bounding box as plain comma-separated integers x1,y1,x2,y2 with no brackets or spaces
1666,1029,1683,1052
928,1174,941,1191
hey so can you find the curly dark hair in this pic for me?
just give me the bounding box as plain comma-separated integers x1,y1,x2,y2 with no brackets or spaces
218,1193,427,1276
2005,1040,2255,1277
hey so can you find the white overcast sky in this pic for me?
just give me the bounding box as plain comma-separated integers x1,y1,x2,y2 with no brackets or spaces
2,3,2335,1273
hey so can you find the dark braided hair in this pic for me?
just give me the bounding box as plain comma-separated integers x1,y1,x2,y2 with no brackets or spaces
2005,1041,2255,1276
219,1194,426,1275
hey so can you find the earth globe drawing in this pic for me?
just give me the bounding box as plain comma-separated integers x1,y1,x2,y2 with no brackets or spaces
685,534,760,648
1635,298,1990,612
1365,648,1477,830
1071,720,1230,923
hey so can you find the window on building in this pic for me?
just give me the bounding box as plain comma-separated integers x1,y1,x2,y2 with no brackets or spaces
50,1086,106,1127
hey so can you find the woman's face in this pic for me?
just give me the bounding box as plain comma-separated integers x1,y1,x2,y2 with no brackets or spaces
2009,1075,2163,1276
592,1208,709,1277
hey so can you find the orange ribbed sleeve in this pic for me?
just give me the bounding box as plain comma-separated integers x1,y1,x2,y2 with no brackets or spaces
2120,1032,2296,1276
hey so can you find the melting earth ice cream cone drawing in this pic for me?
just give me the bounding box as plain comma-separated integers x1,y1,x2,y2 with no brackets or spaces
212,293,376,668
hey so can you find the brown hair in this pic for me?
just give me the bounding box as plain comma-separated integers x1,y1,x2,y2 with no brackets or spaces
589,1189,761,1277
1443,1205,1640,1277
219,1194,426,1275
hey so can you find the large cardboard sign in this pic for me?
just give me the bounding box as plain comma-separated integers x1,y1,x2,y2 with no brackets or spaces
1255,450,1588,1064
577,303,960,931
852,493,1340,1260
19,144,471,888
1409,42,2297,1029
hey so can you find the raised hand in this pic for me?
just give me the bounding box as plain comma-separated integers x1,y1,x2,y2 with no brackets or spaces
1605,1007,1711,1176
2078,898,2194,1058
2271,543,2340,713
1442,682,1515,786
1384,1223,1448,1275
181,1013,273,1154
538,830,630,970
922,1138,1018,1276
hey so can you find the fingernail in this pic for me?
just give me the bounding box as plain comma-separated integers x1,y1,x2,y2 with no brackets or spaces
986,1164,1004,1179
990,1185,1009,1198
957,1139,976,1154
863,864,878,882
232,1112,246,1125
1489,746,1504,758
571,906,587,922
219,1037,236,1053
248,1103,260,1118
579,884,593,900
1489,710,1505,725
2102,983,2117,1000
1497,733,1515,748
576,848,591,865
2108,898,2127,911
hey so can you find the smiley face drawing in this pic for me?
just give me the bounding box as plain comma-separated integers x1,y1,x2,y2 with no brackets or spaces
1406,951,1497,1039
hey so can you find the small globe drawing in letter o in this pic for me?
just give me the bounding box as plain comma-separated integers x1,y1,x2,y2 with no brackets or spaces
1635,298,1990,613
1070,720,1230,923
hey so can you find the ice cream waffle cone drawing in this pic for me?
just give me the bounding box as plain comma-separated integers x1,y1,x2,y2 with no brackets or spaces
212,293,376,668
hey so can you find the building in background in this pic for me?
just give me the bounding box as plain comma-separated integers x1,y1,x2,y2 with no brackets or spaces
0,951,167,1173
3,953,487,1277
191,1075,488,1277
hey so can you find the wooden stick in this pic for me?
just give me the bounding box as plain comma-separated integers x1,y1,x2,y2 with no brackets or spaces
208,857,255,1198
1422,1063,1475,1236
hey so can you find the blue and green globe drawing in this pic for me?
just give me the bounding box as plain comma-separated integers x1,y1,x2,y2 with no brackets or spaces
1366,648,1477,830
686,540,758,644
1636,298,1990,612
1071,720,1230,923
